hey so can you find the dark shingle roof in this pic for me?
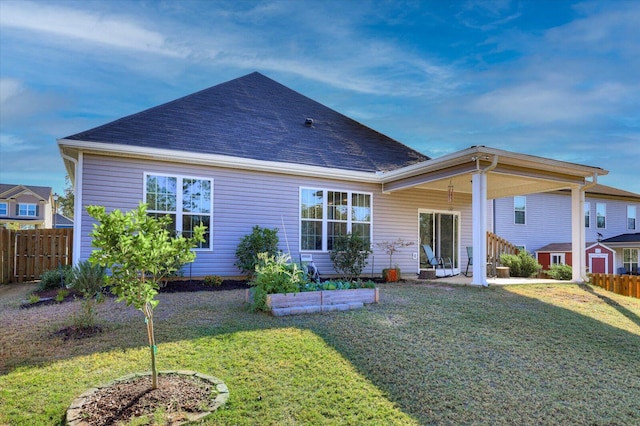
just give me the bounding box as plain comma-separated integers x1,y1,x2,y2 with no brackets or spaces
536,242,598,252
65,72,429,173
601,233,640,243
0,184,51,200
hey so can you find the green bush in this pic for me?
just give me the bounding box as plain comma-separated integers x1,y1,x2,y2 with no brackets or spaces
38,265,73,291
329,233,372,281
69,260,107,327
500,251,541,277
249,252,305,311
204,275,223,287
235,225,279,277
548,263,573,280
54,289,69,302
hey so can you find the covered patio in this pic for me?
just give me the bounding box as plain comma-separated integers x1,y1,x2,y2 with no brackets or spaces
380,145,607,286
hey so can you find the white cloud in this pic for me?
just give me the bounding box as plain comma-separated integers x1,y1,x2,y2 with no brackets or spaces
0,1,188,57
0,133,33,152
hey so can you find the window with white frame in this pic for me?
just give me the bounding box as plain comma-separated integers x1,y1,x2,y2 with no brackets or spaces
628,206,637,230
145,174,212,249
596,203,606,229
623,248,638,274
551,253,565,265
0,202,7,216
300,188,371,251
584,202,590,228
514,196,526,225
18,203,37,217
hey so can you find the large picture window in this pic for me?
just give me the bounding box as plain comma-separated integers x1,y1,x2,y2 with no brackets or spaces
300,188,371,251
145,174,212,249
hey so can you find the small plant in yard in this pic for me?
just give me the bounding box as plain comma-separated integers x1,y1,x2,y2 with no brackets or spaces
500,251,541,277
203,275,223,287
376,238,414,282
235,225,279,278
329,233,372,281
250,252,305,311
548,263,573,280
54,289,69,302
69,260,107,328
28,293,40,304
37,265,73,291
87,202,205,390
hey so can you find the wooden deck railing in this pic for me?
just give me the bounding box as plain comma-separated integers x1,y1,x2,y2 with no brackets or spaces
487,231,520,260
590,273,640,299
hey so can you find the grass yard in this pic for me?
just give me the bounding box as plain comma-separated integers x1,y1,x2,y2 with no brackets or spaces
1,281,639,425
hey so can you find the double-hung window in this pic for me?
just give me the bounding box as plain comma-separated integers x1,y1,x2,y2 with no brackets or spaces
623,248,638,274
628,206,637,230
596,203,606,229
18,203,37,217
0,202,7,216
300,188,371,251
145,174,213,249
514,196,526,225
584,202,590,228
551,253,565,265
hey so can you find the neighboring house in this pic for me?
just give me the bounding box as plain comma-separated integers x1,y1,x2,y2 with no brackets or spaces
0,184,55,229
57,72,607,285
492,184,640,274
600,233,640,275
53,213,74,229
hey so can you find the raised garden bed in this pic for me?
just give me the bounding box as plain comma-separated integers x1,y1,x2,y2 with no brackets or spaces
246,288,379,316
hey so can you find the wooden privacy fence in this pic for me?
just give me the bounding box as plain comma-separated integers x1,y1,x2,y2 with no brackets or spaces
0,228,73,284
590,273,640,299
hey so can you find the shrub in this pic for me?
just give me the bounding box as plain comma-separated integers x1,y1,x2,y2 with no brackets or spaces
28,294,40,304
37,265,73,291
249,252,305,311
69,261,107,327
235,226,279,277
204,275,223,287
54,289,69,302
500,251,541,277
548,263,573,280
329,233,372,281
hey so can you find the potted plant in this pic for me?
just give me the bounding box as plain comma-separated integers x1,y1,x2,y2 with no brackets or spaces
376,239,414,282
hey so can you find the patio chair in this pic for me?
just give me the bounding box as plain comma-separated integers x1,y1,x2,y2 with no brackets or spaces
300,253,320,282
422,244,453,277
463,246,473,277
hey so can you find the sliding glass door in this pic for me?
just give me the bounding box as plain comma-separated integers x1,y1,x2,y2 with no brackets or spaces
419,210,459,270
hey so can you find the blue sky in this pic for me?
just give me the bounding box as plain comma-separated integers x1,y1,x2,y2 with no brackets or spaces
1,0,639,195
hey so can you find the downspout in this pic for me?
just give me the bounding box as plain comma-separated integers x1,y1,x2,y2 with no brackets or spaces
60,151,82,265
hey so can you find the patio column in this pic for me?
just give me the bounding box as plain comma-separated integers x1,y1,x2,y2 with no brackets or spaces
571,186,585,282
471,171,488,286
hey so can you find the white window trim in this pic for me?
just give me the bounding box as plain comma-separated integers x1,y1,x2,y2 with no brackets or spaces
628,205,637,231
584,202,590,228
596,202,606,229
550,253,566,265
18,203,37,217
514,196,526,225
299,187,373,252
143,172,214,251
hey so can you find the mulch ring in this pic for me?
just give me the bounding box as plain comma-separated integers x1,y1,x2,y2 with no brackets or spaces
159,279,250,293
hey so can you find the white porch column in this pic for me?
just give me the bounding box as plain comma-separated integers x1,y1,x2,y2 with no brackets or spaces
471,172,488,286
571,186,585,282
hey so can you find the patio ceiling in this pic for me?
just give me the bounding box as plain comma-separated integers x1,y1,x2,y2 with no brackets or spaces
380,146,607,199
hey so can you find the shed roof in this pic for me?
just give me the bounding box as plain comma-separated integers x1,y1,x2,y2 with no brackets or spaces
64,72,428,173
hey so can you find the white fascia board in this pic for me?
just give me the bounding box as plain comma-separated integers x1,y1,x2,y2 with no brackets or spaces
57,139,380,184
380,146,607,183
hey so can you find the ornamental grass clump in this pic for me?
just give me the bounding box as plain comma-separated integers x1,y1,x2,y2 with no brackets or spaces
87,203,205,390
69,260,107,327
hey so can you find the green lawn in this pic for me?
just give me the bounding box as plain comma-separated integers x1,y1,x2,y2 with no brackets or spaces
1,282,639,425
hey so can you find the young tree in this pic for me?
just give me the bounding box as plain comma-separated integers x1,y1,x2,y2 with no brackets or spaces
87,203,205,389
329,233,372,281
58,174,75,219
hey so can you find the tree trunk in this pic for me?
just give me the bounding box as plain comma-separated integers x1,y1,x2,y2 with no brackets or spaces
144,302,158,389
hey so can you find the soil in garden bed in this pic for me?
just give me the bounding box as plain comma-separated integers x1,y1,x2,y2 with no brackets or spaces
160,279,250,293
